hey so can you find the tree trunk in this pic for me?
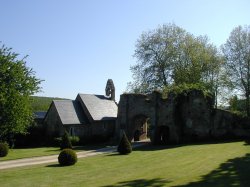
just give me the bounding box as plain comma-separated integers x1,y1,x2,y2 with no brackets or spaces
246,93,250,117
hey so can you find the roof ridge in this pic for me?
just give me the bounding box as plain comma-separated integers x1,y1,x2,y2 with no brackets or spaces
78,93,104,96
53,99,73,102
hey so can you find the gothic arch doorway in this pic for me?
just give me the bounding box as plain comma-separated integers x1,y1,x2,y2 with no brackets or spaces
132,115,149,141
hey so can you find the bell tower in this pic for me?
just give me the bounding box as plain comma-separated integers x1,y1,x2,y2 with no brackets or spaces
105,79,115,101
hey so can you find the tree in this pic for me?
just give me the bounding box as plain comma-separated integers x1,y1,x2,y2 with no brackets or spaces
128,23,222,100
128,23,186,93
172,35,223,106
228,95,246,113
0,44,41,144
222,25,250,116
117,131,132,155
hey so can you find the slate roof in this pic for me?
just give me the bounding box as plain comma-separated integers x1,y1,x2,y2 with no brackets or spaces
53,100,88,125
77,94,118,121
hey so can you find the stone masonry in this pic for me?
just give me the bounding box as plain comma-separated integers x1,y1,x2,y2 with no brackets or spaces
116,90,250,144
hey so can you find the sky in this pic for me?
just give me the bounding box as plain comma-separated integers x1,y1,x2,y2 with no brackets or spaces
0,0,249,100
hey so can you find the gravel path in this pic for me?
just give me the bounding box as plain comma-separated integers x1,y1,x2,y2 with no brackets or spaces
0,141,149,170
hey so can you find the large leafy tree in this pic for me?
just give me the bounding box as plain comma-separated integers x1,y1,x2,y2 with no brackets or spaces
128,23,222,103
222,25,250,116
173,35,222,89
128,23,186,93
0,44,41,144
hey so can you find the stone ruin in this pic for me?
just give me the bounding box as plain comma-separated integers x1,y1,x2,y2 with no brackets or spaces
115,90,250,144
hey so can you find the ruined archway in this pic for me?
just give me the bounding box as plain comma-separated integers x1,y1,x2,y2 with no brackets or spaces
132,115,149,141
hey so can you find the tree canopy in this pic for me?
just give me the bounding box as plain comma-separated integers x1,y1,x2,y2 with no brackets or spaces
222,25,250,116
128,23,250,114
128,23,222,98
0,44,42,143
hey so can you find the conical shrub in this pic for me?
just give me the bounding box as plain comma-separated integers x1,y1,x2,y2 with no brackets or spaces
117,132,132,155
60,131,72,150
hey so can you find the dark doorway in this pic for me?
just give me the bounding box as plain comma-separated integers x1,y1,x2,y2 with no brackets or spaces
134,130,140,141
156,126,170,145
132,115,149,141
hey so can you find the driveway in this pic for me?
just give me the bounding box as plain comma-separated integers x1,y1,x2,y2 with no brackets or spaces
0,141,149,170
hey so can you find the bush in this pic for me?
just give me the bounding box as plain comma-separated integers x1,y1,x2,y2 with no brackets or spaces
15,125,46,148
69,136,80,146
58,149,77,166
60,131,72,150
54,136,80,147
0,142,9,157
117,132,132,155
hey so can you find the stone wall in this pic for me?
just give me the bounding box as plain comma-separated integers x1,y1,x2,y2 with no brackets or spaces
116,90,250,144
176,90,212,141
212,109,250,138
116,92,157,142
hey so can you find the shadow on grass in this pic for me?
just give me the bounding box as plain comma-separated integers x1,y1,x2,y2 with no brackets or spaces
107,153,120,156
73,145,108,151
102,178,170,187
244,139,250,146
133,144,179,152
133,139,245,152
46,163,61,167
174,153,250,187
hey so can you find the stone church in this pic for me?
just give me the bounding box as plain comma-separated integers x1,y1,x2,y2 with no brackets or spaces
44,79,118,142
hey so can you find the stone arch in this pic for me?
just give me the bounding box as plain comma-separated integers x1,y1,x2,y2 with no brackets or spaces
132,114,149,141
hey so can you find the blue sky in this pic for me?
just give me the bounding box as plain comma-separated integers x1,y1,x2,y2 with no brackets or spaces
0,0,249,100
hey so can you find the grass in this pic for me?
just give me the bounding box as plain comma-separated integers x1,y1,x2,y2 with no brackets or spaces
1,141,250,187
31,96,68,112
0,145,105,161
0,147,60,161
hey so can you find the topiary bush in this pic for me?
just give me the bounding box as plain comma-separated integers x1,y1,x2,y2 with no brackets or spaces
0,142,9,157
58,149,77,166
117,132,132,155
60,131,72,150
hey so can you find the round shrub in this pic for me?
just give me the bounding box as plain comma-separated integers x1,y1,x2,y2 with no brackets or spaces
117,132,132,155
58,149,77,166
0,142,9,157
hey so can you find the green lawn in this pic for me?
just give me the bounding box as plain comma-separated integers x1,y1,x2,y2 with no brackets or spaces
1,141,250,187
0,145,104,161
0,147,60,161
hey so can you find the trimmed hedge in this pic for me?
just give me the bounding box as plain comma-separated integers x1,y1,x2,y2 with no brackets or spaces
58,149,77,166
0,142,9,157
